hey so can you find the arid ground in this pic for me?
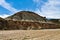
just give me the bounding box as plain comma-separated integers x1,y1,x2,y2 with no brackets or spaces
0,29,60,40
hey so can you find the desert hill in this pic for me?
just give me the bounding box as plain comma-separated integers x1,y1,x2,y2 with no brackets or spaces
0,11,60,30
5,11,47,22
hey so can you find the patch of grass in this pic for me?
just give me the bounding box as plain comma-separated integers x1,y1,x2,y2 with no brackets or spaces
22,35,30,40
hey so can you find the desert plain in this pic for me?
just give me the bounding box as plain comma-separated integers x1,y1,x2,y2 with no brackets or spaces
0,29,60,40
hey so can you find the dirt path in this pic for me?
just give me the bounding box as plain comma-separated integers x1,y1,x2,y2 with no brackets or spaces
0,29,60,40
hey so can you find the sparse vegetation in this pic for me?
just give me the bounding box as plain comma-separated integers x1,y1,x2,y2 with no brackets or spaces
0,30,60,40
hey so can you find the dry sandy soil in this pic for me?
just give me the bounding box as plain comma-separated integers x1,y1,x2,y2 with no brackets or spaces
0,29,60,40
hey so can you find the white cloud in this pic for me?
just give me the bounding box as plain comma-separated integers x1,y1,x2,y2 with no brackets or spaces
0,0,21,18
41,0,60,19
33,0,60,19
0,14,10,18
0,0,18,13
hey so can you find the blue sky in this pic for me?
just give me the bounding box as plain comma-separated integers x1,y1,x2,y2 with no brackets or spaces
0,0,60,19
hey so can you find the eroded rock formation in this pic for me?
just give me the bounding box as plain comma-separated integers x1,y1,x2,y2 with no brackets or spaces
0,11,60,30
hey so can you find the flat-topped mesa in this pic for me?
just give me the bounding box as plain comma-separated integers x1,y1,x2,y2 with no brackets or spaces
5,11,47,22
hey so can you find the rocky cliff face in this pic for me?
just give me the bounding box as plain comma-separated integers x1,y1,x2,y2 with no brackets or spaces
0,20,60,30
0,11,60,30
7,20,60,30
0,17,7,30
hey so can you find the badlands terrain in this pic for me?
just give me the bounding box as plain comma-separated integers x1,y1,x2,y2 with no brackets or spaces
0,11,60,40
0,29,60,40
0,11,60,30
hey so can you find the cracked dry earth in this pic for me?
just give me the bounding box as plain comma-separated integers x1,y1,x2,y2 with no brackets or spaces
0,29,60,40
